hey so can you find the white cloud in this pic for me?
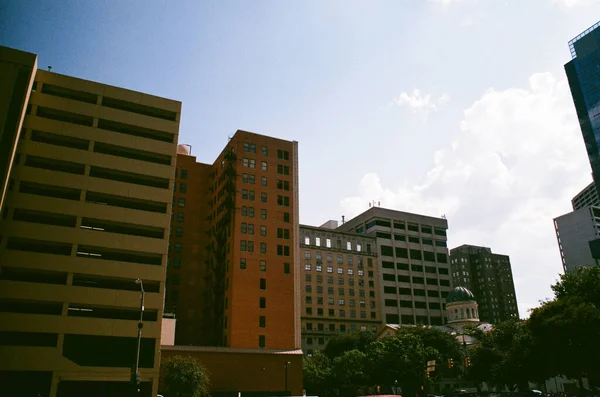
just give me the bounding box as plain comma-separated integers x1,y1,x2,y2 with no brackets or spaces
553,0,599,7
342,72,591,318
393,89,450,119
428,0,472,5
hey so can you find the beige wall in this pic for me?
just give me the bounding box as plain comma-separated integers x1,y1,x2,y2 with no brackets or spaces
0,66,180,397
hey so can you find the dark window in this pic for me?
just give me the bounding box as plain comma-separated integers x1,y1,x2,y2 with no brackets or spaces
260,278,266,290
397,262,409,270
260,297,266,308
0,331,58,347
386,314,399,323
380,245,393,256
437,253,448,263
259,316,266,328
240,258,246,269
410,249,422,260
412,277,424,284
63,334,155,368
395,247,408,258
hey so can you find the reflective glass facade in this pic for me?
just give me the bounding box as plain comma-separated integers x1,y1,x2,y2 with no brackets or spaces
565,21,600,196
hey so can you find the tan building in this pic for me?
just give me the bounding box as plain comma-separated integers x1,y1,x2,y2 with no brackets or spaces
0,46,180,397
300,222,380,355
339,207,453,326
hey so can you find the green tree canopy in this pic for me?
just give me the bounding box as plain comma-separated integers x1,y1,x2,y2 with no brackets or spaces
160,355,210,397
323,331,375,359
551,266,600,308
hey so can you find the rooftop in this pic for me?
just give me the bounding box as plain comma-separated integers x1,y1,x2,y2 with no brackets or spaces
568,20,600,59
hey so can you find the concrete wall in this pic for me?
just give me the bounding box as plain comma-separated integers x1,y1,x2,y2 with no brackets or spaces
554,207,598,272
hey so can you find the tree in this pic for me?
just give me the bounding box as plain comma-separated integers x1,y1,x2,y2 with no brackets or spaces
528,296,600,384
552,266,600,308
331,350,368,396
323,331,375,359
468,321,535,391
160,355,210,397
303,351,334,397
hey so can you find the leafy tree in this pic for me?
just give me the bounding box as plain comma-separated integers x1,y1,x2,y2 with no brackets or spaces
468,321,535,391
303,351,334,396
528,296,600,384
552,266,600,308
323,331,375,359
331,350,368,396
160,355,210,397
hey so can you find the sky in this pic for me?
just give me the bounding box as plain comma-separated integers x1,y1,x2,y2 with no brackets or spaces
2,0,600,318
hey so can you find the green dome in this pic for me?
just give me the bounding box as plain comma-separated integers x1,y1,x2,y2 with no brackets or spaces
446,286,475,303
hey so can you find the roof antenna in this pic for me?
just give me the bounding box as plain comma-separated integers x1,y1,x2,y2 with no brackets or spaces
341,215,345,224
47,66,52,71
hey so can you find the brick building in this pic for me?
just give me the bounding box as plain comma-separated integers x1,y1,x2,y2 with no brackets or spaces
299,222,380,355
166,130,301,350
449,244,519,323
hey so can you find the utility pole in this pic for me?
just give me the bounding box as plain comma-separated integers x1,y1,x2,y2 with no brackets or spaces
132,278,145,395
285,361,291,395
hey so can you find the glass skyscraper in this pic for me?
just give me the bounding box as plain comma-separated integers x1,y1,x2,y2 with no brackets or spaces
565,21,600,196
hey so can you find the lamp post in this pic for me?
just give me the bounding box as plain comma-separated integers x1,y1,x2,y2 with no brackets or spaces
285,361,291,395
132,278,145,394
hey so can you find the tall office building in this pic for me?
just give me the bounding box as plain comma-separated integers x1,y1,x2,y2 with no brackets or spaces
0,46,180,396
554,206,600,272
565,21,600,196
449,245,519,323
339,207,452,326
165,130,301,350
299,222,380,356
572,181,600,210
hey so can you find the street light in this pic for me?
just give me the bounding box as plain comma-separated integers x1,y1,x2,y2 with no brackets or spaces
285,361,291,395
132,278,145,394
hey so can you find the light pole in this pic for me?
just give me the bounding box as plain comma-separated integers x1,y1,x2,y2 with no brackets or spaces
285,361,291,395
132,278,145,394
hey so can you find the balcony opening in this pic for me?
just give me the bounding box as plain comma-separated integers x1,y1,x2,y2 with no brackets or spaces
62,334,155,368
41,83,98,104
67,303,158,322
72,274,160,293
36,107,94,127
25,155,85,175
76,245,162,266
6,238,72,256
0,266,67,285
0,299,62,315
81,217,164,239
97,118,174,143
89,166,170,189
0,331,58,347
102,96,177,121
31,130,90,151
19,181,81,201
13,208,77,228
93,142,171,165
84,191,167,213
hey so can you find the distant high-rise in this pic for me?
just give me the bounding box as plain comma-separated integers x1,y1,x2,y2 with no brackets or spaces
572,181,600,210
449,245,519,323
554,206,600,272
338,207,452,326
565,21,600,196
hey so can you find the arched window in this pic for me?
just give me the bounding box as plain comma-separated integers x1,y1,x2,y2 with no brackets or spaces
461,308,465,319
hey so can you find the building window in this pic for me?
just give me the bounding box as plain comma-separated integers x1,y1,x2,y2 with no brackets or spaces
316,265,322,272
260,243,266,254
180,170,188,179
240,258,246,269
327,266,333,273
261,192,267,203
248,241,254,252
248,224,254,235
316,237,321,247
348,269,354,275
337,255,343,264
284,263,290,274
249,159,256,168
248,207,255,218
242,206,247,216
305,250,311,259
261,209,267,220
262,161,267,171
261,176,267,187
305,264,312,271
178,198,185,207
259,260,265,272
243,158,249,167
262,146,268,156
259,335,265,348
176,213,184,222
260,225,267,236
179,183,187,193
326,254,332,263
284,212,290,223
241,241,247,251
176,228,183,237
241,223,247,234
260,297,266,308
277,245,290,256
249,190,255,201
174,243,182,252
242,173,248,183
259,316,266,328
249,175,255,184
277,149,290,160
337,268,343,274
260,278,266,290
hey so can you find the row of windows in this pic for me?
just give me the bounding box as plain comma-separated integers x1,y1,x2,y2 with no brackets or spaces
305,274,374,287
240,258,291,274
305,323,377,333
240,206,291,223
242,143,290,160
361,219,447,237
382,273,451,286
384,314,444,326
305,307,374,319
306,286,375,296
383,286,449,298
375,232,448,247
242,158,291,175
382,261,449,275
175,169,188,179
305,251,372,266
303,236,368,252
306,297,374,308
380,246,448,263
305,265,369,276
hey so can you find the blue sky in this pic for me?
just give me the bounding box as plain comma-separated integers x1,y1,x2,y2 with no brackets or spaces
3,0,600,316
